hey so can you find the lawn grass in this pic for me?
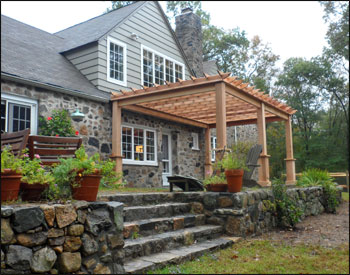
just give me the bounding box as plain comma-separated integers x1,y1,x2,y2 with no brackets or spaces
149,240,349,274
342,192,349,202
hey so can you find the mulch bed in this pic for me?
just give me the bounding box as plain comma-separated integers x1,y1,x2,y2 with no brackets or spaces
250,201,349,248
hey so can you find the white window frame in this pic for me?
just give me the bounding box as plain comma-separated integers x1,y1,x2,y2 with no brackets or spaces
121,123,158,166
1,93,38,135
191,132,199,150
211,136,217,162
141,45,185,87
107,36,127,87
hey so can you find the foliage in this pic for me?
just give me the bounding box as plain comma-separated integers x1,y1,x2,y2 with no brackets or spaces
297,168,339,213
106,1,136,13
21,151,54,185
150,240,349,274
203,174,226,186
166,1,210,26
39,109,77,137
319,1,349,61
220,141,252,171
1,146,23,173
270,178,303,228
50,146,122,199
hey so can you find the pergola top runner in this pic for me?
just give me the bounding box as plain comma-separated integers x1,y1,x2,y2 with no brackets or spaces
111,72,296,128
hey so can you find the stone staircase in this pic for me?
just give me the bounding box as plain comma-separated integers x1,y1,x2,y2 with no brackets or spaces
98,192,240,274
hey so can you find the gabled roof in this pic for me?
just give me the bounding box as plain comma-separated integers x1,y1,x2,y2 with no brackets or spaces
55,1,146,52
1,15,110,102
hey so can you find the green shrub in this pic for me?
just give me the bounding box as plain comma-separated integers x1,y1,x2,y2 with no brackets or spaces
271,178,303,228
203,174,226,186
1,146,24,173
39,109,77,137
297,168,339,213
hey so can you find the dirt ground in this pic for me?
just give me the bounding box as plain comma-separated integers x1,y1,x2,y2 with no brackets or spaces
250,201,349,248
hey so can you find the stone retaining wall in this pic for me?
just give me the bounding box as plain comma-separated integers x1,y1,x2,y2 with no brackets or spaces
202,186,343,237
1,201,124,274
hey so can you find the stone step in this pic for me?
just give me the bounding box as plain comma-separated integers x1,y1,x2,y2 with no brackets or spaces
98,192,204,206
123,202,193,222
123,225,223,262
123,213,206,239
124,237,237,274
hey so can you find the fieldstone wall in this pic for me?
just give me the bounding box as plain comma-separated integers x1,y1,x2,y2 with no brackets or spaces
1,201,124,274
1,80,113,159
202,186,343,237
122,110,205,187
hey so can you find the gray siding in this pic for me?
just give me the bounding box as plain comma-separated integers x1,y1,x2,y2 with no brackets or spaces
64,43,99,87
96,1,191,94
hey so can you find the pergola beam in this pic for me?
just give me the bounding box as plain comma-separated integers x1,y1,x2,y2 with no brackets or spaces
215,82,227,153
123,105,208,128
208,116,284,128
111,101,123,177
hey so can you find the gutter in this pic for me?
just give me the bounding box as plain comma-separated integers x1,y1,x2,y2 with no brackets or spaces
1,72,110,103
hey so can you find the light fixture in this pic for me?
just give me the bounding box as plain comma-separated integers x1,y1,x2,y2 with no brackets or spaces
70,108,85,122
130,32,139,41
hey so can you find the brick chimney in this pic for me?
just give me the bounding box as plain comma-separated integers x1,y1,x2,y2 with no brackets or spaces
175,7,203,77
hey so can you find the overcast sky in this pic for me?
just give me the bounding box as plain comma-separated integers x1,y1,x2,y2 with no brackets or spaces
1,1,328,66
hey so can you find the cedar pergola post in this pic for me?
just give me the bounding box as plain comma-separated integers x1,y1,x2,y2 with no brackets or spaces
285,115,296,184
215,82,227,160
257,102,270,186
111,101,123,175
204,127,212,178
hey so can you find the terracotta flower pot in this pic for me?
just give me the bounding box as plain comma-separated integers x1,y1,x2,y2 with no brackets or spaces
71,171,102,201
1,169,22,201
225,169,244,193
20,182,49,201
205,183,228,192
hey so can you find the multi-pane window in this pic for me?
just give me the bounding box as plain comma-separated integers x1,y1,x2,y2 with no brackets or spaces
211,136,217,161
143,49,153,87
1,94,37,134
154,55,164,85
142,46,185,87
122,127,132,160
107,37,127,86
175,64,183,81
165,60,174,83
121,125,157,165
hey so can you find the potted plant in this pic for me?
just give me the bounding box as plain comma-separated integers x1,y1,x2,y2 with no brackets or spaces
222,142,249,193
20,152,54,201
203,174,227,192
51,146,122,201
1,146,23,201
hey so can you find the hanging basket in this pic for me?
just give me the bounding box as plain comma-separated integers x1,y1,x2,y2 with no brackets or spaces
1,169,22,201
225,169,244,193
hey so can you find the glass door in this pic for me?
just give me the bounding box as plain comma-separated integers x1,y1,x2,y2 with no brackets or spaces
161,133,172,186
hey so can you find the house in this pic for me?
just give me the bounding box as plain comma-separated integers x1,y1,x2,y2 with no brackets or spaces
2,2,294,187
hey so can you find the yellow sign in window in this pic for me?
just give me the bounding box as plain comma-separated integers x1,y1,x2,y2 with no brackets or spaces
135,145,143,153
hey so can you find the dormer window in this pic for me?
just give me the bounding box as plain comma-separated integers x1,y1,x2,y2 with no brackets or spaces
107,37,127,86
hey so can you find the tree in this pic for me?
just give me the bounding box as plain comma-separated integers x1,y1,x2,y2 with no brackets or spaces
319,1,349,61
106,1,136,13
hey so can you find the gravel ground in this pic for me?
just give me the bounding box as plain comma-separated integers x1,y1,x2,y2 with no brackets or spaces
250,201,349,248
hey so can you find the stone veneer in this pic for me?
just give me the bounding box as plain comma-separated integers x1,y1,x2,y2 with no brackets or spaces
1,80,113,159
1,201,124,274
122,110,205,187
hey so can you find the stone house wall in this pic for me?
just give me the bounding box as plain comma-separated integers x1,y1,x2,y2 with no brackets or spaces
1,201,124,274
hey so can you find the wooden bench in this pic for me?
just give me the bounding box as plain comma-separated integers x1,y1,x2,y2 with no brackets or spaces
28,135,82,166
1,128,30,156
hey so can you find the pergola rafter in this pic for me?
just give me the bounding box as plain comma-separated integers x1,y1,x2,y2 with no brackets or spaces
111,72,297,186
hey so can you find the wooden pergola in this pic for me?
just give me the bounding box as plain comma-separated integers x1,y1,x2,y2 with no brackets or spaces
110,72,297,186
